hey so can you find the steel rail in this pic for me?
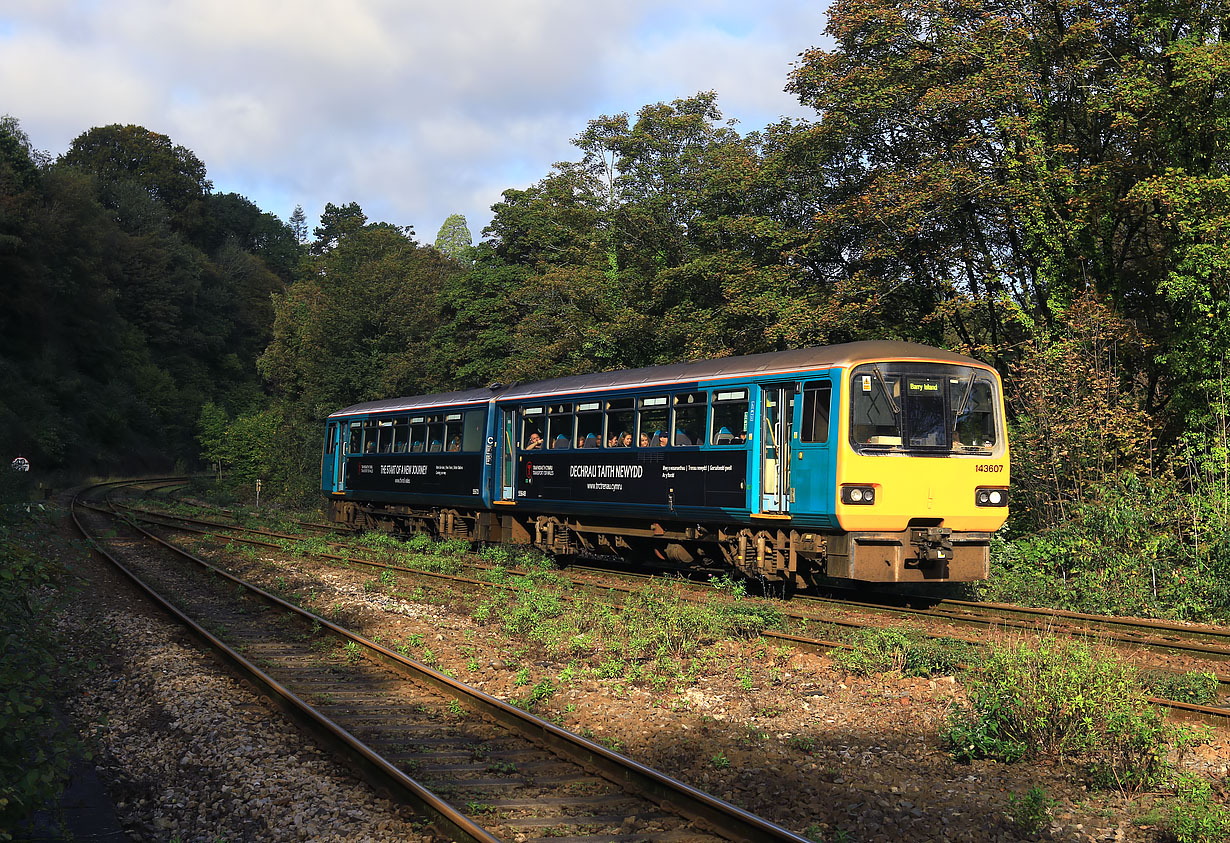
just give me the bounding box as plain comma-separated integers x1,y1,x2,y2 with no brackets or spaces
88,486,812,843
72,486,503,843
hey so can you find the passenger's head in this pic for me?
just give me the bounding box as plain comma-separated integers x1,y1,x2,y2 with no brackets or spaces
638,432,649,447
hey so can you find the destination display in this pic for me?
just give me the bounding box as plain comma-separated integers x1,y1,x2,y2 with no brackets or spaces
344,454,483,497
517,451,748,508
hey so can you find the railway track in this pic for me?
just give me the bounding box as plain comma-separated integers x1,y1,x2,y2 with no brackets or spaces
74,483,810,843
110,496,1230,726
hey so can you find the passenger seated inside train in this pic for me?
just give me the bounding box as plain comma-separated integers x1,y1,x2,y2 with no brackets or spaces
525,432,543,450
618,432,632,448
656,430,669,447
447,436,461,451
639,432,650,447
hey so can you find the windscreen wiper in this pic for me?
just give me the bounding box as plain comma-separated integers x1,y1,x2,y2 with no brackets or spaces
872,367,900,415
954,375,975,420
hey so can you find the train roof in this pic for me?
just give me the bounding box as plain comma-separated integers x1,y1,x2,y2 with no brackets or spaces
328,341,987,418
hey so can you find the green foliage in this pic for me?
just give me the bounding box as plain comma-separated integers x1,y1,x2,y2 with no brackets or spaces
834,627,969,677
1141,670,1220,707
1168,775,1230,843
1007,786,1055,836
433,213,473,261
0,507,77,837
944,636,1177,794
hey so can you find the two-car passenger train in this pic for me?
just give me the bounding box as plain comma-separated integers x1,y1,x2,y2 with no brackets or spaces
321,342,1009,585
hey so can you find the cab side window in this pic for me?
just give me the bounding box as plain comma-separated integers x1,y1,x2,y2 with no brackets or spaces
800,382,832,443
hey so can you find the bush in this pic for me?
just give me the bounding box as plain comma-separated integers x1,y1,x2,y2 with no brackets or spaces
944,635,1177,793
1168,775,1230,843
1007,785,1055,835
0,506,78,838
834,627,970,677
1142,670,1220,706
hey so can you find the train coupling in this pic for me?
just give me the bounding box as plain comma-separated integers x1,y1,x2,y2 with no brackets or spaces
910,526,954,564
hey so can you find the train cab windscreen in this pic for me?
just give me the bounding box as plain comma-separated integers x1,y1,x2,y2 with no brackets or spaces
850,363,1000,454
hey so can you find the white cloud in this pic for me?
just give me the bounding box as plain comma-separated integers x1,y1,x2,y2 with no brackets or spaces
0,0,831,238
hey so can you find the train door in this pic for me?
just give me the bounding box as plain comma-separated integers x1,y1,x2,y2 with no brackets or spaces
791,378,837,521
758,383,796,513
499,407,517,501
320,421,340,492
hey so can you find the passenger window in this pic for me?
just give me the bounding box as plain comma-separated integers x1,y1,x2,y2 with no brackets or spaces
409,416,427,452
672,392,704,446
800,382,832,444
637,396,669,447
462,410,484,452
575,401,603,448
362,420,379,453
605,398,635,448
521,407,544,450
390,417,408,452
426,415,445,452
444,413,464,452
376,420,395,453
710,389,749,445
348,422,362,454
548,403,573,449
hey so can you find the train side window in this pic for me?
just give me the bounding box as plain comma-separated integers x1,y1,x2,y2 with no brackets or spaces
409,416,427,452
376,419,396,453
710,389,749,446
325,425,336,455
605,398,635,447
521,406,544,449
548,403,574,449
672,392,705,446
800,382,832,443
575,401,603,448
444,413,464,452
426,414,445,452
348,422,362,453
390,417,408,452
637,396,669,447
362,420,380,453
461,410,484,452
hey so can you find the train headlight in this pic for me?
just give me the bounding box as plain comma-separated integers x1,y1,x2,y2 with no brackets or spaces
976,487,1008,507
841,485,876,505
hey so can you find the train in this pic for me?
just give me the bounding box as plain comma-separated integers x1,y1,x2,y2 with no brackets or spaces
320,341,1009,586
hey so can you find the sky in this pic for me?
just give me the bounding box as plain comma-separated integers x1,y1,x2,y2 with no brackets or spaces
0,1,829,243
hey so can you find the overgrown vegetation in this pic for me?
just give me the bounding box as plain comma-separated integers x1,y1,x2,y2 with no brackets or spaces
471,566,782,687
833,627,970,678
1167,775,1230,843
943,636,1185,795
0,500,78,839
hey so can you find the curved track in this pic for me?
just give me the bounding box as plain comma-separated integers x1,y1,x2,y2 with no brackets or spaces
74,482,810,843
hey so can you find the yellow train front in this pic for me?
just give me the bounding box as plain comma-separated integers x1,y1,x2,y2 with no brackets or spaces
821,348,1010,582
321,342,1009,586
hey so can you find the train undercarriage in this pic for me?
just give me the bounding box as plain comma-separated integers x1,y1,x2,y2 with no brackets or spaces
326,499,990,586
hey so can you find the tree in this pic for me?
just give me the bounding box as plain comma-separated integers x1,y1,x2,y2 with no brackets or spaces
60,124,211,227
785,0,1230,400
289,204,308,245
433,213,473,261
311,201,367,253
